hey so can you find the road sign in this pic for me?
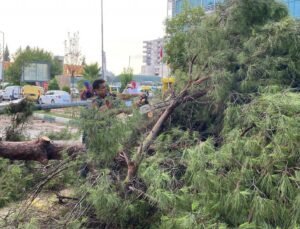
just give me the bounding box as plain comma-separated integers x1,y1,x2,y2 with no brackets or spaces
22,62,50,82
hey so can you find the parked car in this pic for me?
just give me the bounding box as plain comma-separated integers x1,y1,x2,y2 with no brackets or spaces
22,85,44,102
39,90,71,104
2,86,22,100
0,82,11,90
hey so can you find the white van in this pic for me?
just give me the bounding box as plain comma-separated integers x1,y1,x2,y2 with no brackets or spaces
3,86,22,100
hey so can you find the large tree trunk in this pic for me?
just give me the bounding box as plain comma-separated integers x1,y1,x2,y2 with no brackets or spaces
0,137,84,165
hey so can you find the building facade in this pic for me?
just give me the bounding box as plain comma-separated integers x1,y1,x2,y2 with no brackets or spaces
171,0,299,18
171,0,223,16
283,0,300,18
141,38,168,77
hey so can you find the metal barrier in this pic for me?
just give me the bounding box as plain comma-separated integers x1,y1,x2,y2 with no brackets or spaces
0,99,90,114
35,101,89,110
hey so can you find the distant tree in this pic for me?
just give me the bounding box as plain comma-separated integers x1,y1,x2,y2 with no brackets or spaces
119,68,133,91
5,47,63,85
83,63,100,81
76,63,100,89
62,86,70,93
4,45,10,62
64,32,83,88
164,6,205,73
48,78,60,90
81,56,86,66
53,57,63,77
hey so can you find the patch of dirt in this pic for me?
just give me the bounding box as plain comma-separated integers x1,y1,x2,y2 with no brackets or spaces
0,189,76,228
0,116,78,140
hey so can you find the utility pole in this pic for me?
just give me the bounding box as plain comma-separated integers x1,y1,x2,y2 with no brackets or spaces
128,56,131,69
101,0,106,80
0,31,4,82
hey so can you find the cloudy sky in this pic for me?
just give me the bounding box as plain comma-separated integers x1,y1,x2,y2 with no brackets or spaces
0,0,169,75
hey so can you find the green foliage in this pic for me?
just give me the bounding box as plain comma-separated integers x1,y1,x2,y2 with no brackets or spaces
4,100,33,141
48,78,60,90
71,1,300,228
5,47,63,85
62,86,70,93
2,1,300,228
80,107,142,165
183,92,300,228
0,160,42,208
83,63,100,82
41,127,75,141
119,68,133,91
225,0,288,36
78,63,100,89
165,0,300,136
4,45,10,62
18,218,39,229
78,107,161,227
86,175,155,228
165,5,205,72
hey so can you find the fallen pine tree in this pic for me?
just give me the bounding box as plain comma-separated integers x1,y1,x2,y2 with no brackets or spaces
1,0,300,228
0,137,84,165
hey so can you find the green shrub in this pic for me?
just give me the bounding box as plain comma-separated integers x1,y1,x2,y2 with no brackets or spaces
48,78,60,90
62,86,70,93
41,127,75,140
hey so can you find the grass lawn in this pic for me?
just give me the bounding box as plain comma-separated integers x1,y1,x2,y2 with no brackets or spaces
35,107,82,119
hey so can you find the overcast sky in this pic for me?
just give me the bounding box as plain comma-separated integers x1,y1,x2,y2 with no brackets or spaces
0,0,168,75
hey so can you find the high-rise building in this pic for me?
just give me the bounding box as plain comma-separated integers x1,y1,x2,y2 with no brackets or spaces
141,38,168,77
171,0,223,17
171,0,299,18
283,0,300,18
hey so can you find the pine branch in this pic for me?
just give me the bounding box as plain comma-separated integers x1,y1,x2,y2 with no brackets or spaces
240,124,256,137
55,192,79,204
128,186,158,206
122,77,211,184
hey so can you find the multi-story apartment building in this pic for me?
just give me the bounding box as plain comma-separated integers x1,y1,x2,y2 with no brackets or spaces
171,0,299,18
141,38,168,77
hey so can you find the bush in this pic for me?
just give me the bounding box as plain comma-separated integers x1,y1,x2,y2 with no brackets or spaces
41,127,75,140
48,78,60,90
62,86,71,93
119,68,133,91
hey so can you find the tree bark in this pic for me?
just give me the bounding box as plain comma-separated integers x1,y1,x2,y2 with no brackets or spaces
0,137,84,165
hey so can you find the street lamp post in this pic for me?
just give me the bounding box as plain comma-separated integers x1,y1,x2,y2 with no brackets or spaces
0,31,4,82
